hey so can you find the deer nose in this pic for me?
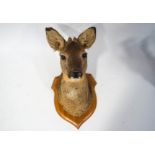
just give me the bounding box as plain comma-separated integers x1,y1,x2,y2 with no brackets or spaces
69,71,82,79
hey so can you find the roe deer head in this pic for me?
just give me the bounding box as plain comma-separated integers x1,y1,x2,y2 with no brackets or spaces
46,27,96,80
45,26,96,128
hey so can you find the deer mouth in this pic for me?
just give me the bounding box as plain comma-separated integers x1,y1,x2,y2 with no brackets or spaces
68,71,83,79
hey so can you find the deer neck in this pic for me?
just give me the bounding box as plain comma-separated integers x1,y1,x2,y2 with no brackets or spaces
58,74,90,117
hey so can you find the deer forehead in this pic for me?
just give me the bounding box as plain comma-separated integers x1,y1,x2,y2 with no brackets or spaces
63,38,84,55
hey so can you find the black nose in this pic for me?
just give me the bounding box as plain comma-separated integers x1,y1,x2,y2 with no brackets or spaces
69,71,82,78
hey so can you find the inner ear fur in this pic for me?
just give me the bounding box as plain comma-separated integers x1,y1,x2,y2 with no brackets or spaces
46,27,66,51
78,27,96,49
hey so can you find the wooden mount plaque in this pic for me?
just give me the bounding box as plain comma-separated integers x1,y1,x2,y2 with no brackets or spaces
52,74,97,129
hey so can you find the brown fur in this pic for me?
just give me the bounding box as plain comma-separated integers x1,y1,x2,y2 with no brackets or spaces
46,27,96,117
58,75,91,117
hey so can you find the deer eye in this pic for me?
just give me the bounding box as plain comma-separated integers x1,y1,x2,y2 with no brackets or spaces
82,53,87,58
60,55,66,60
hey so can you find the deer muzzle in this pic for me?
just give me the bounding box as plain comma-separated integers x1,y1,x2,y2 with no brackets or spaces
69,71,82,79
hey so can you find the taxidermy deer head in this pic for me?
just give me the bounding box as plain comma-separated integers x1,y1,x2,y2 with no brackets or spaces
46,26,97,129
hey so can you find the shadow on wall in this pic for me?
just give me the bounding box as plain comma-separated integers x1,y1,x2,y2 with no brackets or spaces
88,23,105,78
57,23,105,78
122,33,155,87
102,31,155,130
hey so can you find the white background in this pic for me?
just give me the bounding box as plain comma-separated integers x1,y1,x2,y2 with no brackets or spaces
0,0,155,154
0,23,155,130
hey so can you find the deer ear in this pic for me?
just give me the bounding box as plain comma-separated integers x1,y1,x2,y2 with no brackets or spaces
45,27,66,51
78,27,96,49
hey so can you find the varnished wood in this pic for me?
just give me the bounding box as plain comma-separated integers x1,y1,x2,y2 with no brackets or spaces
52,74,97,129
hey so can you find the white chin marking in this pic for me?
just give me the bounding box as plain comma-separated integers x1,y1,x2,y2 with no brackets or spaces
70,77,81,80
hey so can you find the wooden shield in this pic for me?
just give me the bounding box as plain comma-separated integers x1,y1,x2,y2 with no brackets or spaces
52,74,97,129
